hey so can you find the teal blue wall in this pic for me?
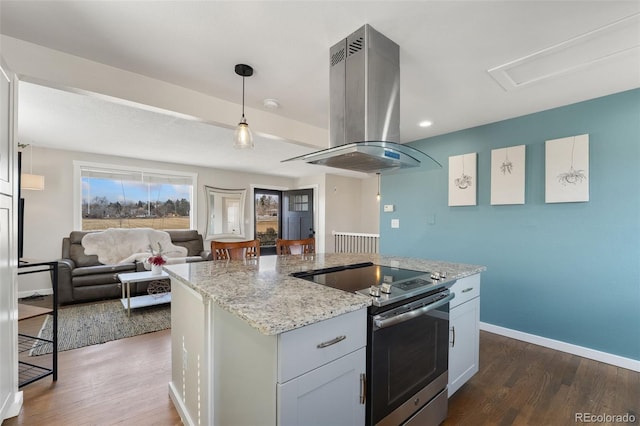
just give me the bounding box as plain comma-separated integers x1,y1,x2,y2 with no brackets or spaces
380,89,640,360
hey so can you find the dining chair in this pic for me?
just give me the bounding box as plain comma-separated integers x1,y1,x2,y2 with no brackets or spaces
210,240,260,260
275,237,315,255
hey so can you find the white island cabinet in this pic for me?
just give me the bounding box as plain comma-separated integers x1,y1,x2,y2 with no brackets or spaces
448,273,481,396
165,253,485,425
169,276,366,426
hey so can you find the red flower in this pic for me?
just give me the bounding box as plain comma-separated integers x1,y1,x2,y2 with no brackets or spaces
148,242,166,266
148,255,166,266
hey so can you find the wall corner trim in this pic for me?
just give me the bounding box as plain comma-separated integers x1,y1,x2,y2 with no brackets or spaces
479,322,640,372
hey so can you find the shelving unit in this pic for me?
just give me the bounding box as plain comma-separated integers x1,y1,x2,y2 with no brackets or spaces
17,260,58,387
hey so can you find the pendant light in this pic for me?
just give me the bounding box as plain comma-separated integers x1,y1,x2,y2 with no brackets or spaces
376,173,381,201
21,144,45,191
233,64,254,149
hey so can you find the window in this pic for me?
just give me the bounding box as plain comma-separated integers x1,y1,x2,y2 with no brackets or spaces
76,162,196,231
289,193,309,211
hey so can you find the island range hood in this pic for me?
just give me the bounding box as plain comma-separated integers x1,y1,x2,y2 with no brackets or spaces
283,24,441,174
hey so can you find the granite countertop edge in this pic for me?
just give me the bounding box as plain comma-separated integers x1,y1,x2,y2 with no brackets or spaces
165,253,486,336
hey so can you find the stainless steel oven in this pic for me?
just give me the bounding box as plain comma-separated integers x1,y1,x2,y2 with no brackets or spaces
292,262,456,426
368,289,453,425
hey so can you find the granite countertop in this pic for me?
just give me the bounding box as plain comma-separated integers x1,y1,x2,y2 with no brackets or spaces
164,253,486,336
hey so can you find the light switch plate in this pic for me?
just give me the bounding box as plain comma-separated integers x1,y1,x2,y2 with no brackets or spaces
383,204,395,212
391,219,400,228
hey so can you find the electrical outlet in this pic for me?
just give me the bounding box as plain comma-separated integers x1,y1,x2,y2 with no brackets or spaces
391,219,400,228
383,204,395,212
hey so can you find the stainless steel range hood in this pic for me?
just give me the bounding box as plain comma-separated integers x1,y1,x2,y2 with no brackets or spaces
284,24,441,174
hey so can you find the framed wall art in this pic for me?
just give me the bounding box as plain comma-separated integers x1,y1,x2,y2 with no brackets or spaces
491,145,526,205
448,153,477,206
545,134,589,203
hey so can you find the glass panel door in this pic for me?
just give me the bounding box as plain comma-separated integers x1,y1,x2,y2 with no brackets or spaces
254,189,281,255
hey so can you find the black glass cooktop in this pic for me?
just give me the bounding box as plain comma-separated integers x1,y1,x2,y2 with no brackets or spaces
291,262,429,293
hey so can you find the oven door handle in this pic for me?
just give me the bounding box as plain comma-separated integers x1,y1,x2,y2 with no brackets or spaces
374,293,455,329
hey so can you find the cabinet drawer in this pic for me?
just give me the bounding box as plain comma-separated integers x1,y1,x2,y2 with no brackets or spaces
278,308,366,383
449,274,480,308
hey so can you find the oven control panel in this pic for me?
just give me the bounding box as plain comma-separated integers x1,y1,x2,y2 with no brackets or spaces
360,277,452,307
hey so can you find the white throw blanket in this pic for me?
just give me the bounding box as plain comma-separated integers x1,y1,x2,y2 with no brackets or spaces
81,228,188,265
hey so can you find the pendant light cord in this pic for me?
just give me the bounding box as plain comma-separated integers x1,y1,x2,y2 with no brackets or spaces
29,144,33,174
242,76,246,118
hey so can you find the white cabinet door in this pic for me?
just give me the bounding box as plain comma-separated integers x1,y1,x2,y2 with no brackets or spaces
0,57,18,422
448,296,479,396
278,347,366,426
0,59,15,197
169,278,209,426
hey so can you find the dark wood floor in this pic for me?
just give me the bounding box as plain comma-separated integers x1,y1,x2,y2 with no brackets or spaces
6,299,639,425
445,332,639,426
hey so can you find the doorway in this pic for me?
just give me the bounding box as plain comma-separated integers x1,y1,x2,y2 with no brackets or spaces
254,188,314,255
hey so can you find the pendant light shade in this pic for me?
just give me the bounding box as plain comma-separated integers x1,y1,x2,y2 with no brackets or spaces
376,173,381,201
234,117,253,149
21,144,45,191
234,64,254,149
21,173,45,191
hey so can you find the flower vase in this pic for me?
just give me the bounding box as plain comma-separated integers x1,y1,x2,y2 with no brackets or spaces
151,264,163,275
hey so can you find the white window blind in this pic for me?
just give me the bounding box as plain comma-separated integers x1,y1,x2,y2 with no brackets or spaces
80,166,193,186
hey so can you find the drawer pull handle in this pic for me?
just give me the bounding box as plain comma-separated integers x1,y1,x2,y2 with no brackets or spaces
451,326,456,348
360,373,366,404
461,287,474,293
317,335,346,349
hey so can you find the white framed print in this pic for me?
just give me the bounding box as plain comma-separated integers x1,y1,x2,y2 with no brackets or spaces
545,134,589,203
448,153,477,206
491,145,526,205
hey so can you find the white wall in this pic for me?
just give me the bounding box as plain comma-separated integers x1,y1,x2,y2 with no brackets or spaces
322,174,380,253
359,175,380,233
18,146,295,296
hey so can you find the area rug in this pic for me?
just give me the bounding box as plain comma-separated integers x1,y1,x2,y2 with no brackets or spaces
30,299,170,356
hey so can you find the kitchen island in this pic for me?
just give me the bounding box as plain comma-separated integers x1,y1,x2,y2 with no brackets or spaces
165,253,485,426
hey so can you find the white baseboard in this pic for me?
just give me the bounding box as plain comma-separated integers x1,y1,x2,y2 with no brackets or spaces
18,288,53,300
480,322,640,372
1,390,23,421
168,381,195,426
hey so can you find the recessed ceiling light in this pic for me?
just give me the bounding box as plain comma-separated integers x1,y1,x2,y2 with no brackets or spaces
419,120,433,128
263,98,280,109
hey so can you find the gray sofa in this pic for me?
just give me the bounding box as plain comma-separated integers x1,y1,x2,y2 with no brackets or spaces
57,229,211,305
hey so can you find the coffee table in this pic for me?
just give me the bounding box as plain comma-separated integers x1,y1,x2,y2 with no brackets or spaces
118,271,171,317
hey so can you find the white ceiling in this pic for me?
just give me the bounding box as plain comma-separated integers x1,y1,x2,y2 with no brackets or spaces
2,1,639,178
